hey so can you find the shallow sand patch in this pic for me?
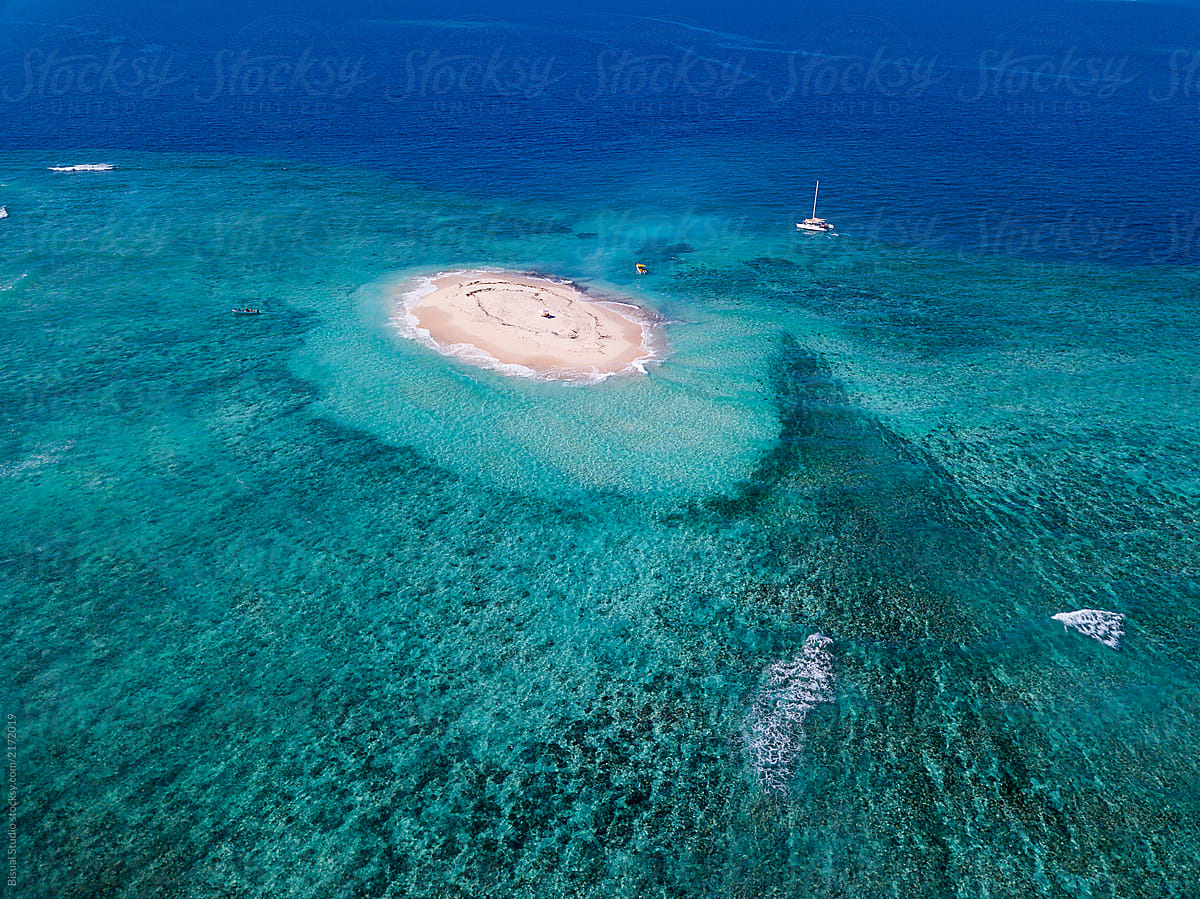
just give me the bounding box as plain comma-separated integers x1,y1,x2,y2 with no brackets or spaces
397,270,660,381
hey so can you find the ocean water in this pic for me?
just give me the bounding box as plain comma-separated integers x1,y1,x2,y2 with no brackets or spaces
3,2,1200,897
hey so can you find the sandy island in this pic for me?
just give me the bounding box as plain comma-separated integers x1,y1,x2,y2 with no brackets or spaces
400,270,659,380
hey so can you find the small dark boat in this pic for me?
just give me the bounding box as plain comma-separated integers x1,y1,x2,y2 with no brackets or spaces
232,307,262,315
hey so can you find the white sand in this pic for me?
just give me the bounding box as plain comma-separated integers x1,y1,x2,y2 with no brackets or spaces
401,270,659,380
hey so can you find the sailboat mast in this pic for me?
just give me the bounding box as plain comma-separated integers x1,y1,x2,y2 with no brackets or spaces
812,181,820,219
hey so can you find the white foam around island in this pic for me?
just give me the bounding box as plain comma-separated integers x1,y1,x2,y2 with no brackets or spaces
392,269,661,382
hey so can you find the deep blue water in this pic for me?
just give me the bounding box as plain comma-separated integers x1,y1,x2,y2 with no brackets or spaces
6,0,1200,264
3,2,1200,897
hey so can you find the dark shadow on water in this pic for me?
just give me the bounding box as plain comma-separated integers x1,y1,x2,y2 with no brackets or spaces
681,333,1012,645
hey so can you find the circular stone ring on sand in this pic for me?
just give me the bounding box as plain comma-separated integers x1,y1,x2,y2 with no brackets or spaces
399,270,662,381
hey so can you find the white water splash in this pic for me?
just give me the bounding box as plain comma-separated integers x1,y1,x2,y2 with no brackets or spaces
744,633,834,797
0,273,28,292
1051,609,1126,650
48,163,114,172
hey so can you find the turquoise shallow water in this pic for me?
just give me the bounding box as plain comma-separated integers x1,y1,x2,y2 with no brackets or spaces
3,151,1200,897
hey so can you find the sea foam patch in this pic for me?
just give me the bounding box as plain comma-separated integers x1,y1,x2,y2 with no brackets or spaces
744,633,835,797
1051,608,1126,649
0,442,73,480
48,163,114,172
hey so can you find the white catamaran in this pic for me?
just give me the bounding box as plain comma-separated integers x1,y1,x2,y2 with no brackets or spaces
796,181,835,233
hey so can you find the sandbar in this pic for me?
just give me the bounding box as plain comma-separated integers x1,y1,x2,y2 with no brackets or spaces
399,270,659,380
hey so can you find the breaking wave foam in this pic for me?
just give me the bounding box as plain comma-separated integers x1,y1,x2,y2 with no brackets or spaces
48,163,114,172
744,633,835,797
1051,608,1126,649
1,273,28,292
